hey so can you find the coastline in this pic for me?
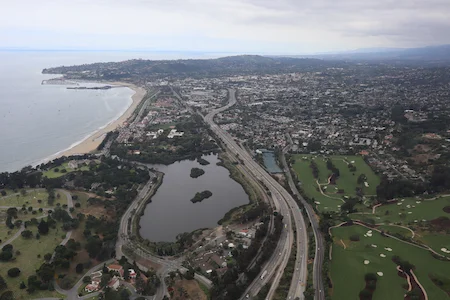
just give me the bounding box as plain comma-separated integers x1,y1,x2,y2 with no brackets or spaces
51,83,146,159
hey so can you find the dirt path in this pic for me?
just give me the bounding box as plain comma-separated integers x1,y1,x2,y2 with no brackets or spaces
372,199,397,214
396,265,413,292
385,224,416,238
329,220,450,260
316,180,345,202
340,239,347,249
411,270,428,300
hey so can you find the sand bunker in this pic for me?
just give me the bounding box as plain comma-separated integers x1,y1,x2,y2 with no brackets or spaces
397,203,402,206
371,244,377,248
377,272,384,276
441,248,450,254
364,182,369,187
315,201,321,204
364,260,370,265
384,247,393,251
380,254,386,258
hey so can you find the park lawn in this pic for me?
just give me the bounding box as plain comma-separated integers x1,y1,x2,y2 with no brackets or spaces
292,154,381,212
418,233,450,257
293,155,344,212
374,196,450,224
377,225,413,238
43,162,89,179
330,225,450,300
0,189,65,207
70,191,90,209
0,223,65,300
330,156,380,196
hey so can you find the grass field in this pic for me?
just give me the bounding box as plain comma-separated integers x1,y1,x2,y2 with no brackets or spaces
419,233,450,257
353,196,450,224
330,225,450,300
377,225,413,238
0,223,65,299
0,189,65,207
43,162,89,178
292,154,380,212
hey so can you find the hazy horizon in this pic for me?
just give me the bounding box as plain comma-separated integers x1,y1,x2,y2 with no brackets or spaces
2,0,450,54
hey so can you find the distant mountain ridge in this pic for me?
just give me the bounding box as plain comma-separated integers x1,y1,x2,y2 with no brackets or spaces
42,55,348,81
285,44,450,62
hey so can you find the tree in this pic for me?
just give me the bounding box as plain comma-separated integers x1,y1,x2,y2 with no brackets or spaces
19,282,26,289
0,276,6,291
75,264,84,274
100,274,111,288
120,289,129,300
37,263,55,282
0,252,12,262
38,220,49,235
0,291,14,300
1,245,12,253
83,276,92,283
7,268,20,278
44,253,52,261
21,230,33,239
85,236,103,258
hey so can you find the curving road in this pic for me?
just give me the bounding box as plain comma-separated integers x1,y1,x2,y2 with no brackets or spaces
204,89,309,300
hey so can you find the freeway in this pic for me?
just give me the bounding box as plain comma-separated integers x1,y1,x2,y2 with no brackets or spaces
204,89,309,300
281,142,325,300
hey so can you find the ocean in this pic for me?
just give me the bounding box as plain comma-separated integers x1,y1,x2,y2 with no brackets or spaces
0,51,226,172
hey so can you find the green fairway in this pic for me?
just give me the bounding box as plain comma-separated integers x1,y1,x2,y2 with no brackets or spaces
292,154,380,212
43,161,89,178
377,224,413,238
419,233,450,257
0,223,65,299
330,225,450,300
372,196,450,224
0,189,65,207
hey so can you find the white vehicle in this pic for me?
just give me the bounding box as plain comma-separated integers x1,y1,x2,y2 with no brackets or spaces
261,270,268,280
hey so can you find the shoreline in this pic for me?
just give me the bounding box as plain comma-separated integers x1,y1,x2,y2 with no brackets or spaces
45,82,146,161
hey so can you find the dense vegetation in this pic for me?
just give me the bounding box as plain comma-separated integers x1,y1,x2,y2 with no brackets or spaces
190,191,213,203
109,115,217,164
190,168,205,178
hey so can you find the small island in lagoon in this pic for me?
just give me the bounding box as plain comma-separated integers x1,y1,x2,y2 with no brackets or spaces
191,190,213,203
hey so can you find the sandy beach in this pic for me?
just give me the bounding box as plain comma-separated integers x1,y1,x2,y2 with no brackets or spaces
56,83,146,158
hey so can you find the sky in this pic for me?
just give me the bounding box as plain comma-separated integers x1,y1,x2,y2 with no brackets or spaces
1,0,450,54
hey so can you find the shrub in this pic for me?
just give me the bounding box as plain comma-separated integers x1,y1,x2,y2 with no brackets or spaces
7,268,21,278
0,252,13,262
1,245,12,252
349,234,360,241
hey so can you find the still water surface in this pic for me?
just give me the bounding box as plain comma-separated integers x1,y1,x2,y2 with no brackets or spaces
139,154,249,242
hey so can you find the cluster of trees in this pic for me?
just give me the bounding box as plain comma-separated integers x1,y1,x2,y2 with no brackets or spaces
430,165,450,191
190,190,213,203
376,177,425,201
359,273,378,300
310,160,319,179
326,159,340,183
70,158,149,192
190,168,205,178
210,214,284,300
110,116,217,165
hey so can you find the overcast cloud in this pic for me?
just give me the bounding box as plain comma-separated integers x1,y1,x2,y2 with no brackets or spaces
1,0,450,53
